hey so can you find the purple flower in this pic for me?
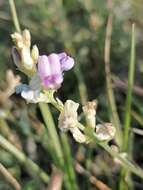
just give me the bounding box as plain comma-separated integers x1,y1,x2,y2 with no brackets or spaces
38,53,74,89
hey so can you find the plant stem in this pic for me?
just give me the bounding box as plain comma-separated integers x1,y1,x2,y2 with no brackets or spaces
119,23,136,190
48,97,143,180
39,103,64,167
61,133,79,190
123,23,136,151
8,0,21,32
0,134,49,183
39,102,79,190
0,163,21,190
104,12,122,147
83,127,143,180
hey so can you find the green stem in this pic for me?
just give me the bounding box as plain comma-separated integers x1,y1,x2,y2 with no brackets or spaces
104,13,122,147
0,134,49,183
120,23,136,190
39,102,79,190
61,133,79,190
83,127,143,180
123,23,136,151
39,103,64,167
8,0,21,32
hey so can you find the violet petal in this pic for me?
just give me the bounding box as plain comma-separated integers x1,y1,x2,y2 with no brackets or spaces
58,53,74,71
48,53,62,75
38,55,51,79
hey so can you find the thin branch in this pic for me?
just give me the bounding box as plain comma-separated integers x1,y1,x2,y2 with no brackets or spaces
0,163,21,190
75,161,112,190
44,166,63,190
113,78,143,96
104,11,122,147
132,128,143,136
8,0,21,32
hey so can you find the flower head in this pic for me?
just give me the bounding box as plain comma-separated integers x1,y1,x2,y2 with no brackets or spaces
38,53,74,90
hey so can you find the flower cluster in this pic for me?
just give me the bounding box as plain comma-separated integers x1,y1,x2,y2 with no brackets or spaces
11,29,116,143
58,100,116,143
11,29,74,103
38,53,74,90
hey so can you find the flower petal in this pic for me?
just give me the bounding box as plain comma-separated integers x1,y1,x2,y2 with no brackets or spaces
38,55,51,79
58,52,74,71
47,53,62,75
43,74,63,89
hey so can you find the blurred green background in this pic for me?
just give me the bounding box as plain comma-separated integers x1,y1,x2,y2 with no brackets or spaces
1,0,143,189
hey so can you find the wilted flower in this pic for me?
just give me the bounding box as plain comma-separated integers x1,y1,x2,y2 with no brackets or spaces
38,53,74,90
83,100,97,129
58,100,87,143
95,123,116,141
58,100,79,131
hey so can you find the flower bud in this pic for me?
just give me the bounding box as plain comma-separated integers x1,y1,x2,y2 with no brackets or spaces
22,29,31,47
21,47,34,69
83,100,97,129
11,32,23,49
31,45,39,64
95,123,116,141
11,29,37,76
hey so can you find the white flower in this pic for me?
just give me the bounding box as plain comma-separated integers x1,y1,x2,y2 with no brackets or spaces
58,100,79,131
21,90,49,103
58,100,87,143
15,84,49,103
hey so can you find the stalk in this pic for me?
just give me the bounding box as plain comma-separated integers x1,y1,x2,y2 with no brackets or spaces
39,103,79,190
8,0,21,32
119,24,136,190
39,103,64,167
104,13,122,147
61,133,79,190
